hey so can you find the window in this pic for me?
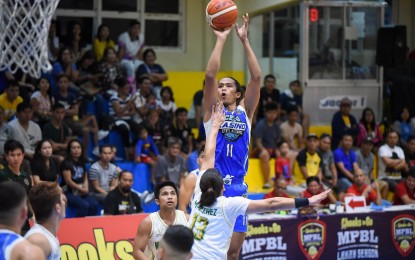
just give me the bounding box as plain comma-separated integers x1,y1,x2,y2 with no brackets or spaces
55,0,184,49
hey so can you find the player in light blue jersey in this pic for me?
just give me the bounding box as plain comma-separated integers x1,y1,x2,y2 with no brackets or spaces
0,182,44,260
202,14,262,259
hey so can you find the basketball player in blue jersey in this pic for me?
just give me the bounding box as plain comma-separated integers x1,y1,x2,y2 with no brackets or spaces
203,14,261,259
0,182,45,260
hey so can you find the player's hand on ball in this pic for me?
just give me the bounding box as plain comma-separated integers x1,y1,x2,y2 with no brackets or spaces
213,25,233,39
211,102,225,127
235,13,249,41
308,189,331,206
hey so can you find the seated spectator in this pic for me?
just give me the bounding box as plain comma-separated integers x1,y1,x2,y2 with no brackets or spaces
63,21,87,62
30,77,54,127
8,103,42,159
135,127,159,184
255,74,280,123
378,131,407,192
98,47,123,95
300,176,337,206
145,92,159,111
280,80,309,136
345,169,382,206
135,48,168,99
253,103,281,188
31,140,60,185
392,107,415,145
280,107,303,150
155,137,187,188
263,178,290,199
60,140,98,217
295,134,322,186
51,47,80,95
357,107,383,148
11,69,36,103
317,133,337,189
334,134,360,200
165,107,193,157
118,20,145,78
187,82,204,129
405,136,415,168
42,103,72,160
393,169,415,205
158,86,177,131
276,140,303,196
0,105,11,156
54,74,101,156
133,76,152,125
0,80,23,121
110,77,141,158
93,24,115,62
104,170,143,215
48,19,59,62
186,137,206,173
89,145,119,205
142,109,165,154
331,97,359,149
356,136,375,182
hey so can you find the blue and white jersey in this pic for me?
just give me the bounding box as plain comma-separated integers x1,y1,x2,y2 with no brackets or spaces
0,229,24,260
204,105,251,185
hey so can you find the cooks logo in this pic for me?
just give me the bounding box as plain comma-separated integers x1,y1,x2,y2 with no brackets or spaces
392,214,415,257
220,114,246,142
298,220,326,260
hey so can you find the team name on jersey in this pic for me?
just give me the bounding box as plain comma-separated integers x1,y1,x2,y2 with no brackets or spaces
220,114,247,142
194,201,218,216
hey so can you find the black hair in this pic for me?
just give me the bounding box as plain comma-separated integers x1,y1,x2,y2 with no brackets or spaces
16,102,32,113
137,75,151,85
33,139,53,161
36,77,53,106
407,136,415,143
264,74,276,83
160,86,175,102
115,77,129,89
277,139,288,148
129,20,141,28
163,225,194,253
102,47,117,62
341,133,353,140
197,145,205,157
175,107,188,117
56,73,70,83
407,168,415,179
96,23,111,41
57,46,72,65
199,168,223,207
287,106,299,114
360,107,376,132
289,80,301,88
306,176,321,186
77,50,96,68
400,107,411,123
4,139,25,155
143,48,156,63
66,139,86,165
5,80,19,89
99,144,113,154
264,103,278,112
155,181,178,200
319,133,331,140
52,102,65,111
0,182,26,225
118,170,133,180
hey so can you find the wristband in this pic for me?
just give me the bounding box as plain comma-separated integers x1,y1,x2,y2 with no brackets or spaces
294,198,309,208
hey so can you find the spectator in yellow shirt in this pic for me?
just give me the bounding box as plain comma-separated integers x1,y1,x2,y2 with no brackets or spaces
93,24,115,61
0,80,23,121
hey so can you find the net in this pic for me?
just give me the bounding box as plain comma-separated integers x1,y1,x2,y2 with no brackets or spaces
0,0,60,78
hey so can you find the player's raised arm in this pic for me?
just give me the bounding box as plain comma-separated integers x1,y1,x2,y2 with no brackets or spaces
203,28,233,123
201,102,225,171
246,189,332,214
235,13,261,122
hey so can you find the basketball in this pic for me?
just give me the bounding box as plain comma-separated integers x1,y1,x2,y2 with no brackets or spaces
206,0,238,31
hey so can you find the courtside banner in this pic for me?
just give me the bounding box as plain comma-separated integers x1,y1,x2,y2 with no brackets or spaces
58,214,148,260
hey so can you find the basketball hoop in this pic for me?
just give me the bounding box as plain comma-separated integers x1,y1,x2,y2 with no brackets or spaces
0,0,60,78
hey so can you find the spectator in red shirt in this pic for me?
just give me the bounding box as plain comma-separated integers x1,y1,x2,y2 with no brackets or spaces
263,178,290,199
275,141,292,183
300,176,337,206
393,170,415,205
345,169,382,205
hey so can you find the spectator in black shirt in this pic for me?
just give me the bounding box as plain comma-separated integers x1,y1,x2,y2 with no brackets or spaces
104,170,142,215
255,74,280,124
31,140,60,185
165,107,193,158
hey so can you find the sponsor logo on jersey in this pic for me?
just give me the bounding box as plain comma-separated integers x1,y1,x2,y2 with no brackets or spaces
223,174,234,185
392,214,415,257
298,220,326,260
220,114,246,142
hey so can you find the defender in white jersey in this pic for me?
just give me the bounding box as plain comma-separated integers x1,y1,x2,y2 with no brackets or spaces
25,182,66,260
133,181,189,259
189,102,331,259
0,182,44,260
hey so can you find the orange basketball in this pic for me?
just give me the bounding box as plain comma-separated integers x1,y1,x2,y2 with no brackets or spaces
206,0,238,31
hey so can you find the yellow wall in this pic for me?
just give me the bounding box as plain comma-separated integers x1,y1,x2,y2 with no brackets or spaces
164,71,244,110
